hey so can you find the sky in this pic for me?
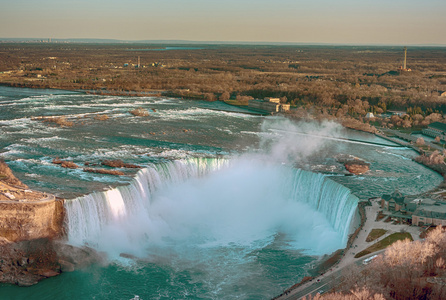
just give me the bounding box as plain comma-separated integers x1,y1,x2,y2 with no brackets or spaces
1,0,445,45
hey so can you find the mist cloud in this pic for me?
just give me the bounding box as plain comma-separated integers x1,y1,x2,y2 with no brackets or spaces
259,117,343,163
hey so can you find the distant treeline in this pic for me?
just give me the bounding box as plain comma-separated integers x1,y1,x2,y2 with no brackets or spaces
1,44,446,127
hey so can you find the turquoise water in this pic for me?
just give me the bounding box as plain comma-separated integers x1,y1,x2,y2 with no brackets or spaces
0,86,442,299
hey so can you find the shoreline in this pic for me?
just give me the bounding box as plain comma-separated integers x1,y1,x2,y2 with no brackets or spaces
274,199,426,300
2,85,446,295
274,129,446,300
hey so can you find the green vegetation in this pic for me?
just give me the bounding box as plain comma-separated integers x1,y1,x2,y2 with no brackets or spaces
365,229,387,242
355,232,413,258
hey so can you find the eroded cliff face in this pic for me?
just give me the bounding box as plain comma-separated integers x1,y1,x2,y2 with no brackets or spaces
0,160,65,242
0,238,61,286
0,160,70,286
0,159,28,189
0,238,104,286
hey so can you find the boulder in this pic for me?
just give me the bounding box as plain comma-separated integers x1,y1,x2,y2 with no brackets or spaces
16,276,40,287
101,159,141,169
52,159,78,169
335,154,370,175
59,259,75,272
83,168,125,176
344,161,370,175
38,269,60,278
53,242,105,270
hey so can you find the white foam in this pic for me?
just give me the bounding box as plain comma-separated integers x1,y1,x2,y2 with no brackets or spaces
65,157,356,261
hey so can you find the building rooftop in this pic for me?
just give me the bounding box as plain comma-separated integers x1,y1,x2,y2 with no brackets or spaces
409,198,437,206
413,204,446,219
382,190,405,204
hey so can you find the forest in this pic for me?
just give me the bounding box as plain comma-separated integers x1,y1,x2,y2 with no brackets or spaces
1,43,446,129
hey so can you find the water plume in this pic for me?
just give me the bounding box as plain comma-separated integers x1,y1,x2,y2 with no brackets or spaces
63,119,358,298
259,117,343,163
65,157,357,259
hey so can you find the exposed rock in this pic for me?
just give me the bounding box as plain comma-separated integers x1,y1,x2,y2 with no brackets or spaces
53,242,105,270
0,163,64,241
101,159,141,169
60,161,78,169
0,159,28,189
52,159,78,169
0,238,61,286
0,238,105,286
83,168,125,176
17,277,39,287
335,154,370,175
38,269,60,278
344,161,370,175
58,259,75,272
32,116,74,127
129,107,149,117
94,114,109,121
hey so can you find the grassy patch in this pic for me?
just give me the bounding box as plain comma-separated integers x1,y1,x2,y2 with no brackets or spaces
355,232,413,258
366,229,387,242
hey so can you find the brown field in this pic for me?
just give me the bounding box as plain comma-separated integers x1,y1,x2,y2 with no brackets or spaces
1,43,446,130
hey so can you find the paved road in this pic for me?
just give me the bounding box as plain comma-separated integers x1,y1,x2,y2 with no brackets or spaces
279,269,343,300
277,254,384,300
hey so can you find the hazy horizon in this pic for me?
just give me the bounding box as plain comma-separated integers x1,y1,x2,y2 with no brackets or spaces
1,37,446,47
1,0,445,45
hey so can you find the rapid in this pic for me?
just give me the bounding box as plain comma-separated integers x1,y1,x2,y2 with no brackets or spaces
0,86,442,299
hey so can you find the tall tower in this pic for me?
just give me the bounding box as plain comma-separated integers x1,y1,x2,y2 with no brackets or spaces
138,56,140,68
403,47,407,70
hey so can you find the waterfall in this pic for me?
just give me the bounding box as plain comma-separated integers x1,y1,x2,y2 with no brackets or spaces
64,157,229,251
291,170,358,245
64,157,358,257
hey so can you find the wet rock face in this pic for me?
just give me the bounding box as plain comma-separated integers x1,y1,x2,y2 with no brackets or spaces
0,160,65,242
0,238,105,286
0,160,28,189
344,162,370,175
0,238,61,286
335,154,370,175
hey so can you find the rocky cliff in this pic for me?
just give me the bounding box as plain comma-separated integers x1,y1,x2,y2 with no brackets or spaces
0,160,64,242
0,160,101,286
0,237,104,286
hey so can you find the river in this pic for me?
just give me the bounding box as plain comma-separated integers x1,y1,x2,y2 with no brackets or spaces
0,86,442,299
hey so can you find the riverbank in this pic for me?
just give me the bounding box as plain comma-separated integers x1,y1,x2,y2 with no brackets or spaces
0,161,106,287
274,197,424,300
2,85,444,297
274,127,446,299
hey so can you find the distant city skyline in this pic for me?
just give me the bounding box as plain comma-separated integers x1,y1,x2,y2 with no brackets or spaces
1,0,445,45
